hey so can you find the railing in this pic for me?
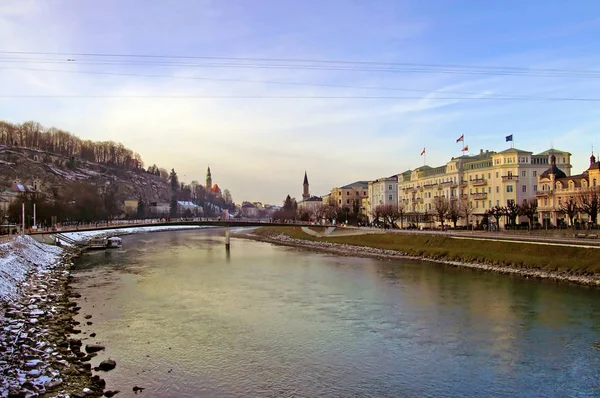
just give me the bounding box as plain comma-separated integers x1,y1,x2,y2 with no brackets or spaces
471,192,487,200
502,176,518,182
439,181,454,187
470,178,487,186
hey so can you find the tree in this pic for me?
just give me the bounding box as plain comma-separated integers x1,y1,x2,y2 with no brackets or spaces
577,187,599,226
317,202,337,223
102,183,120,221
558,197,579,228
169,169,179,217
379,204,401,228
223,189,233,204
519,198,538,230
371,205,383,227
460,196,474,229
397,200,406,229
446,198,461,228
486,205,504,231
137,196,146,219
433,196,450,228
504,200,520,229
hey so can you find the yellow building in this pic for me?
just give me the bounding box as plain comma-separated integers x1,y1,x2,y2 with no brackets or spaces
397,148,571,227
329,181,369,212
536,153,600,227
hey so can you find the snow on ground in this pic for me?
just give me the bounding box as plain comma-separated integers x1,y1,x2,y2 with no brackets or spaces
61,224,215,242
0,236,64,303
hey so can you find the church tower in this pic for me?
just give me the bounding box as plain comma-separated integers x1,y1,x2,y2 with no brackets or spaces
206,166,212,191
302,171,310,201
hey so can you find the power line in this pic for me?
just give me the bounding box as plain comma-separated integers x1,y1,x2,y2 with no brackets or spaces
1,50,599,75
1,54,600,78
2,94,599,101
0,66,571,99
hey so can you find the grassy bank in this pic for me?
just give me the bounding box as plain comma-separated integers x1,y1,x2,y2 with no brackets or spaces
253,227,600,275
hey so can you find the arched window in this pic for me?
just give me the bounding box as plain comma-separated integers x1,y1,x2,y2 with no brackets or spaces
594,179,597,187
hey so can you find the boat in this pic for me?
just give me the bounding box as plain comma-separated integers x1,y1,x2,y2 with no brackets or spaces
106,236,123,249
88,237,108,250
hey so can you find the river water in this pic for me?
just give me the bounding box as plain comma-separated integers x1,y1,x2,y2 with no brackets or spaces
72,229,600,397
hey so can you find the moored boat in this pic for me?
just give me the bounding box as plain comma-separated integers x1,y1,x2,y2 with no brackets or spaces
106,236,123,249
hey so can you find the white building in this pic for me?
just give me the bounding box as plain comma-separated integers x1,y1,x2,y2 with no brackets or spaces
367,175,398,221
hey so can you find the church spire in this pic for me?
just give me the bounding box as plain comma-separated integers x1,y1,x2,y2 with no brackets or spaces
302,171,310,200
206,165,212,191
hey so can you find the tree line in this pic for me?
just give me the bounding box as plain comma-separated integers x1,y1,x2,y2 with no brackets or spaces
0,120,146,169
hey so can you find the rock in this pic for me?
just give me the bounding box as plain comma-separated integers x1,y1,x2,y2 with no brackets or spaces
87,321,93,325
7,390,26,398
133,386,145,393
89,333,97,338
85,344,105,353
45,379,63,390
69,338,82,347
104,390,120,397
84,314,92,319
98,359,117,371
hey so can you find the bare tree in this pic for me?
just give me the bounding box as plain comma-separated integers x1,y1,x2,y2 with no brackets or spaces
460,196,474,229
371,205,383,227
486,205,504,231
223,189,233,204
505,200,520,229
397,200,406,229
557,197,579,228
433,196,450,228
317,203,337,223
519,198,538,230
379,204,401,228
446,197,461,228
577,187,599,226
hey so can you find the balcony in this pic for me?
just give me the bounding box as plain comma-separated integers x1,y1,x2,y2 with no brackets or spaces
439,181,454,188
423,183,437,189
501,175,518,182
470,178,487,186
535,190,552,197
415,198,424,204
460,180,468,186
471,192,487,200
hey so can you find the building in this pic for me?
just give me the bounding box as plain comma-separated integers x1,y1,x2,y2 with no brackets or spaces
123,199,139,216
536,153,600,227
297,172,322,213
177,201,200,216
397,148,572,227
329,181,369,212
241,202,261,218
367,175,398,221
148,202,170,217
206,166,212,191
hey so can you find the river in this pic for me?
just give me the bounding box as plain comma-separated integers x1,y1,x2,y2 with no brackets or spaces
72,229,600,397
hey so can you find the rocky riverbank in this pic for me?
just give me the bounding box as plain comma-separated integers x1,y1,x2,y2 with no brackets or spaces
0,237,115,398
246,232,600,287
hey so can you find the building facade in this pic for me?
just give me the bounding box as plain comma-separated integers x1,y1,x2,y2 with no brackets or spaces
329,181,369,213
397,148,571,227
297,172,322,213
367,175,398,221
536,153,600,227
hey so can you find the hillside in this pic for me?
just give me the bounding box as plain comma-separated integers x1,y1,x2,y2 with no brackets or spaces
0,145,171,203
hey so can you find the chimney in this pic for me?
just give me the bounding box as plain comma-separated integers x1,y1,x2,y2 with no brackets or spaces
480,149,484,155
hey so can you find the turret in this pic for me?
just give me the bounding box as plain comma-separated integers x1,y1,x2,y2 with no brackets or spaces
302,171,309,201
206,166,212,191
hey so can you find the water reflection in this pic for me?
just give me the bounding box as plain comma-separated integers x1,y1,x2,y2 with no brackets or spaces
72,230,600,398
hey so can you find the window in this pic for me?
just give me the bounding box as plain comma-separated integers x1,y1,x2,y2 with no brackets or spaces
346,191,350,196
544,198,548,206
346,199,350,204
496,186,499,193
558,197,562,205
489,200,492,208
488,173,491,179
522,185,527,193
496,200,500,206
339,199,342,204
338,192,342,196
521,170,526,177
488,187,491,193
533,171,537,177
388,185,392,190
594,179,597,187
388,195,392,201
476,201,479,208
563,157,566,163
534,185,537,192
507,185,514,193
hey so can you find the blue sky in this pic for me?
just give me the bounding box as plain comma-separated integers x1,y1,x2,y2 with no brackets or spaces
1,0,600,204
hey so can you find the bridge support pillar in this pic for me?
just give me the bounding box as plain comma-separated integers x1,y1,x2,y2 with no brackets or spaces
225,227,231,251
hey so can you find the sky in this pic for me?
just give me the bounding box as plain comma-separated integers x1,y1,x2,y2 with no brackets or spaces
1,0,600,204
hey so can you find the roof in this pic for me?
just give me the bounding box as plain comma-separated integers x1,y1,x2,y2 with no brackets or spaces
496,148,532,154
340,181,369,189
300,196,322,202
535,149,571,156
371,175,399,183
540,156,567,179
303,171,309,185
211,184,221,193
177,201,198,206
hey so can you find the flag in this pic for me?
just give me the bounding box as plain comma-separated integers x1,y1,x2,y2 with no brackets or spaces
420,147,426,156
505,134,513,142
462,145,468,152
456,134,464,143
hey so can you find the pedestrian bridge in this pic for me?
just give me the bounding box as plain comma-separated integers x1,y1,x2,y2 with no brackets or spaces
28,219,313,236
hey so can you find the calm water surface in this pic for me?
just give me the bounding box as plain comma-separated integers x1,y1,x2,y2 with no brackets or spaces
72,229,600,397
